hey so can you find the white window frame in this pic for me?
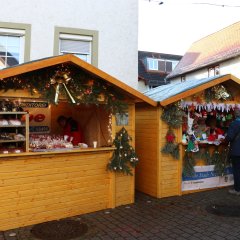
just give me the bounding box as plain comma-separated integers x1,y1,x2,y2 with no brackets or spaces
147,58,158,71
0,28,25,69
208,65,220,77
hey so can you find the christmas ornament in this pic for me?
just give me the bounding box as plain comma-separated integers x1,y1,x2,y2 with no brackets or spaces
212,85,231,101
107,127,138,175
49,67,76,104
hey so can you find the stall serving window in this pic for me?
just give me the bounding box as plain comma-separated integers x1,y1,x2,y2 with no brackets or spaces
0,99,113,153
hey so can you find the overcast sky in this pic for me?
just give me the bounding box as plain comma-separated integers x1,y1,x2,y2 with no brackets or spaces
138,0,240,55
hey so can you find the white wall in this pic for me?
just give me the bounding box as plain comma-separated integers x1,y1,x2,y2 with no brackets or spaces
138,80,149,92
0,0,138,88
170,56,240,83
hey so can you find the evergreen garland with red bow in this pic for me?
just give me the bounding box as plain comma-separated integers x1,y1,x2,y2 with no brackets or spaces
161,128,180,160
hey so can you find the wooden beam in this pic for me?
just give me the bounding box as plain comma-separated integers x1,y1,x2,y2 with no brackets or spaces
160,74,239,106
0,55,72,79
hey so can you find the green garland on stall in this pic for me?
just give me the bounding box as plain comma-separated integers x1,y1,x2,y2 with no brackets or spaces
204,148,212,165
160,102,184,160
161,128,180,160
0,64,127,115
212,147,230,176
183,147,231,177
183,145,230,176
161,103,185,128
182,151,195,177
107,127,138,176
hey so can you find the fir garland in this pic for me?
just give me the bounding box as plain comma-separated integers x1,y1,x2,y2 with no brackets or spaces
107,127,138,176
212,147,229,176
182,151,195,177
204,148,212,165
161,128,180,160
161,103,185,128
204,88,214,103
0,64,128,115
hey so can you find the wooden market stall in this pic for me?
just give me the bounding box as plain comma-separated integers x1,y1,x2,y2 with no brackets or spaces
135,74,240,198
0,54,157,231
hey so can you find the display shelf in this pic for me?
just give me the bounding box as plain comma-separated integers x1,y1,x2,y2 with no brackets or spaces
0,125,26,128
0,111,28,115
0,140,26,143
0,112,29,152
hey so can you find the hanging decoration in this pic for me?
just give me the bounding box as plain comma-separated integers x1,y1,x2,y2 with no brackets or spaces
0,63,128,115
182,151,195,177
180,101,240,113
49,66,75,104
161,128,180,160
204,84,232,102
212,85,231,101
107,127,138,175
161,102,185,128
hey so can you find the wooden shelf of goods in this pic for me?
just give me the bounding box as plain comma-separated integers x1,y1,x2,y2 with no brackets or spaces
0,112,29,153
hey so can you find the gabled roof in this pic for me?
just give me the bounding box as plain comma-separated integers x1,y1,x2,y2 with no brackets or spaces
0,54,157,107
144,74,240,106
167,21,240,79
138,51,182,87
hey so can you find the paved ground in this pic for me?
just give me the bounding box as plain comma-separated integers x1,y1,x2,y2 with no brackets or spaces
1,187,240,240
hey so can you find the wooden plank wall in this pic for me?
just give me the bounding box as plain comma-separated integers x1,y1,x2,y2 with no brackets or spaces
0,151,113,231
114,104,135,206
159,107,182,198
135,106,159,197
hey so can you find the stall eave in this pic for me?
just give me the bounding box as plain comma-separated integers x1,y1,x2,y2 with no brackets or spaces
160,74,240,106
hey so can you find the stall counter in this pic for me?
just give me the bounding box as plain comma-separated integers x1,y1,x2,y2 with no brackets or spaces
0,147,115,159
0,146,135,231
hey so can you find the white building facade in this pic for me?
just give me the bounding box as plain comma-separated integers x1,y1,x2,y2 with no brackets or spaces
0,0,138,88
170,56,240,83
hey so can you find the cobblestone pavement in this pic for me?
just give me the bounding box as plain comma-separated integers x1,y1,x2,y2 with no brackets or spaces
1,187,240,240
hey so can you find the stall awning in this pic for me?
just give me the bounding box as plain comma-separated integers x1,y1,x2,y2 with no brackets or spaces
0,54,157,107
144,74,240,106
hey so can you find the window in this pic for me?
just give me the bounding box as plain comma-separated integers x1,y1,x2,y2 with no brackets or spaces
0,23,30,69
0,28,25,69
54,27,98,66
181,76,186,82
59,33,92,63
146,58,179,73
208,65,220,77
147,58,158,70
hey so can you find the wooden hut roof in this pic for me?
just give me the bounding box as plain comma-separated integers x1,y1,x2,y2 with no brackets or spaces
144,74,240,106
0,54,157,107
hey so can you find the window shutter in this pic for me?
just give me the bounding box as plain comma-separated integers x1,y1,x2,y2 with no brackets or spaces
158,60,165,72
166,61,172,72
60,39,91,54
